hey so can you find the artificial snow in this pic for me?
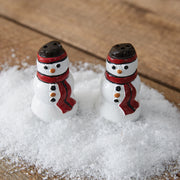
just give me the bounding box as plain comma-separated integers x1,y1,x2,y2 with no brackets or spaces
0,63,179,179
11,53,16,58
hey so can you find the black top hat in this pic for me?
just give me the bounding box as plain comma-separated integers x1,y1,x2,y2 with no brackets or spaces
38,41,65,58
109,43,136,59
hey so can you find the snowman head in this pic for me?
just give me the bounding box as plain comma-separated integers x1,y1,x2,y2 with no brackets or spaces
106,43,138,77
37,41,69,76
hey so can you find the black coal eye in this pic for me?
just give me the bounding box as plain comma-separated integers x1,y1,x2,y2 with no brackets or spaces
112,65,116,70
56,64,61,68
44,66,48,69
124,65,128,70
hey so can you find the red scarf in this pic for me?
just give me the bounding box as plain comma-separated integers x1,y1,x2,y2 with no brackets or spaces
105,70,139,115
37,69,76,113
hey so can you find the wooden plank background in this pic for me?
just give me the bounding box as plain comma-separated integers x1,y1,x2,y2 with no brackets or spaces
0,0,180,90
0,0,180,179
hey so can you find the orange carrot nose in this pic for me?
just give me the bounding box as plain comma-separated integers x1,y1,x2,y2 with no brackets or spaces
50,68,55,73
117,69,122,74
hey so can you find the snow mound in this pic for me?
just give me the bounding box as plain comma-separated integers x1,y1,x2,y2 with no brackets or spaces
0,63,179,179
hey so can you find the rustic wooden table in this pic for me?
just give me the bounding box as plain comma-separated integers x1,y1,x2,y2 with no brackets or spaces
0,0,179,179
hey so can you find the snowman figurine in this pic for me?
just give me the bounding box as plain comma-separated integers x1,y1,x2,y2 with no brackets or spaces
99,43,140,122
31,41,77,122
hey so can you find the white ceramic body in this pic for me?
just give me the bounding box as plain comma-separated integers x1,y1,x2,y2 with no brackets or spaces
31,57,77,122
99,58,141,122
31,73,77,122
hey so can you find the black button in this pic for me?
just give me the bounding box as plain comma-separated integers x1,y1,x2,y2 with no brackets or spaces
114,99,119,103
51,85,56,91
116,86,121,91
50,98,56,102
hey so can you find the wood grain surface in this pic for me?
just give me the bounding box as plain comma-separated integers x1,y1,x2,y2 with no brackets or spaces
0,17,179,108
0,0,179,90
0,15,180,180
0,0,180,179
